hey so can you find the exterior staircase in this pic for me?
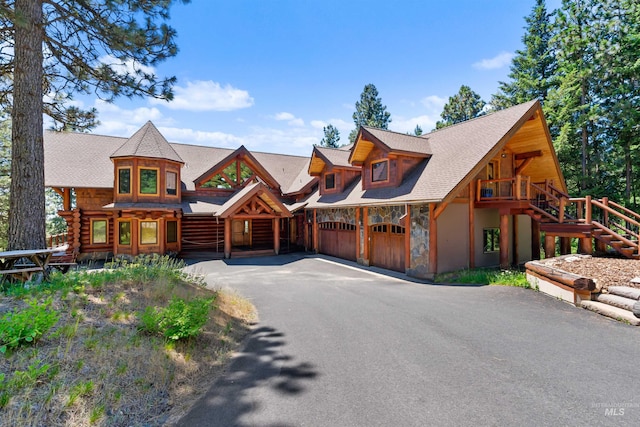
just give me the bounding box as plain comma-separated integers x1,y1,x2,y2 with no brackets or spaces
524,181,640,259
582,284,640,326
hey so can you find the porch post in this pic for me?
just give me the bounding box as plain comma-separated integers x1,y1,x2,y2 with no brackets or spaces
531,218,541,260
356,207,361,261
273,217,280,255
560,237,571,255
363,207,369,264
499,212,509,269
224,217,231,259
512,215,518,266
312,209,318,253
544,234,555,258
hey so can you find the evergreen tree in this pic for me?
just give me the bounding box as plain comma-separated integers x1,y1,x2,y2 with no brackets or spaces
491,0,557,110
436,85,486,129
413,125,423,136
349,84,391,143
1,0,188,250
320,124,341,148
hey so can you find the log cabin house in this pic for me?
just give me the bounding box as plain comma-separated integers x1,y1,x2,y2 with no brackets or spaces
44,100,639,279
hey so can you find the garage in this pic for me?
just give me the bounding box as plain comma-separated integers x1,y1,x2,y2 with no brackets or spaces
370,223,406,272
318,222,357,261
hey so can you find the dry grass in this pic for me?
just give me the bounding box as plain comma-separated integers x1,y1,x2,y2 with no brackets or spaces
0,260,256,427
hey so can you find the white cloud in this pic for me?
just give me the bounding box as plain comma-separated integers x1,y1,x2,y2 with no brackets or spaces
390,114,439,135
91,99,167,136
273,111,305,127
310,120,327,129
98,54,155,76
421,95,447,112
151,80,254,112
472,51,514,70
158,127,244,148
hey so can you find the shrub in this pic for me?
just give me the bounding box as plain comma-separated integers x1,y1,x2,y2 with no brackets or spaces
140,296,216,341
0,298,59,353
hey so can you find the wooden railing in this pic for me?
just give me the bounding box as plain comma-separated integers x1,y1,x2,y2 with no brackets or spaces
47,233,68,248
476,175,531,201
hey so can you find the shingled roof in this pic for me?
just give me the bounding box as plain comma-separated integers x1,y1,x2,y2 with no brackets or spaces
110,121,183,163
306,100,541,208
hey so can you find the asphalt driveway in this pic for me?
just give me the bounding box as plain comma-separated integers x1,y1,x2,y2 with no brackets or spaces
178,254,640,426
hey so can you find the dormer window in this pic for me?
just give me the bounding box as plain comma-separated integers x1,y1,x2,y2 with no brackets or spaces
325,173,335,190
372,160,388,182
139,168,158,195
166,171,177,196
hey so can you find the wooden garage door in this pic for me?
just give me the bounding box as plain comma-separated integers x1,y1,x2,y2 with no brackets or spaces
370,224,405,272
318,222,357,261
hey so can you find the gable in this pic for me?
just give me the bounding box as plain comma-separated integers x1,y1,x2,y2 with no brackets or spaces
217,182,292,218
194,146,281,191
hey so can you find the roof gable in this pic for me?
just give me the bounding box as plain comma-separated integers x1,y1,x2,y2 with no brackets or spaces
217,182,292,218
194,145,281,191
349,126,432,164
110,121,183,163
308,146,359,176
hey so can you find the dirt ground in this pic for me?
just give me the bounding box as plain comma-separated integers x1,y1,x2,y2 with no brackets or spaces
539,255,640,291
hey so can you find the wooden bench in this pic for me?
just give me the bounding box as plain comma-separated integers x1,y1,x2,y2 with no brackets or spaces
0,266,45,282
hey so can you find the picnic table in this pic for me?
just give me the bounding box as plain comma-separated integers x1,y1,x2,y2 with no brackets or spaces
0,246,70,283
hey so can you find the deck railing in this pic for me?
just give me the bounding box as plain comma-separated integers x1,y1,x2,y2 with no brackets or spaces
477,175,639,255
47,233,68,248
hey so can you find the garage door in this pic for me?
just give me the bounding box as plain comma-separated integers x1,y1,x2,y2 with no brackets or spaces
318,222,357,261
370,224,405,272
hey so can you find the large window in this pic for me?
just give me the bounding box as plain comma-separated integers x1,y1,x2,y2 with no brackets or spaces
118,221,131,245
166,221,178,243
372,160,388,182
166,171,177,196
140,221,158,245
483,228,500,253
139,168,158,195
118,168,131,194
91,219,107,244
325,173,335,190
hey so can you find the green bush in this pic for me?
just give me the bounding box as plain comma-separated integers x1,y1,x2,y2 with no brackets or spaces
0,298,59,353
140,296,216,341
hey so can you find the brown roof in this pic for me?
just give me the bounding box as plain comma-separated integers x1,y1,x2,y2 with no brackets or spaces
44,131,313,193
110,121,183,163
361,126,432,154
314,146,353,168
306,100,541,208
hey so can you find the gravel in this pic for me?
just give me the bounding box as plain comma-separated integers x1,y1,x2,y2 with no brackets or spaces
539,255,640,291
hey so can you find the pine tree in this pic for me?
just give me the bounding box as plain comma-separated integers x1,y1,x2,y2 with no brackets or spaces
491,0,557,110
413,125,423,136
320,124,341,148
348,84,391,143
435,85,486,129
1,0,188,250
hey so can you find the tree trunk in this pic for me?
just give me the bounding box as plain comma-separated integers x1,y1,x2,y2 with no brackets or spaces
9,0,45,250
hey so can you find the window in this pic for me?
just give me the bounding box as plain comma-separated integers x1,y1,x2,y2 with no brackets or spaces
166,171,177,196
139,168,158,195
372,160,388,182
118,221,131,245
483,228,500,253
487,161,499,180
166,221,178,243
140,221,158,245
91,219,107,244
325,173,335,190
118,168,131,194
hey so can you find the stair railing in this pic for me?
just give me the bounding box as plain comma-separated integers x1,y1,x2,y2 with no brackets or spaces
590,198,640,247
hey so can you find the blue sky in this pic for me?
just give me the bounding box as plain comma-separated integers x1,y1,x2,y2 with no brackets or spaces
73,0,561,157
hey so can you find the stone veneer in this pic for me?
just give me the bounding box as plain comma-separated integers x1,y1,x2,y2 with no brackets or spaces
367,205,405,225
407,204,431,278
316,208,357,225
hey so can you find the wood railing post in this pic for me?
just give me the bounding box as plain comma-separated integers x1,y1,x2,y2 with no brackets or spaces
558,198,566,223
525,176,531,200
515,175,521,200
602,197,609,228
476,179,482,202
585,196,592,224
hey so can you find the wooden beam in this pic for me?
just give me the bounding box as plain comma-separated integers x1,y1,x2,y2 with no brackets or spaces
469,182,475,269
363,207,369,263
273,218,280,255
224,218,231,258
560,237,571,255
514,150,542,160
433,202,449,220
515,157,534,175
499,213,509,269
313,209,318,253
544,234,555,258
429,203,437,274
525,261,596,291
356,207,361,261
